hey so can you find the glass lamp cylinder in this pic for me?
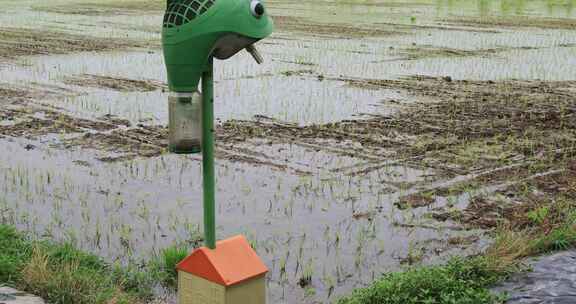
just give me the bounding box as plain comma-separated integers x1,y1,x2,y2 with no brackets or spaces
168,92,202,154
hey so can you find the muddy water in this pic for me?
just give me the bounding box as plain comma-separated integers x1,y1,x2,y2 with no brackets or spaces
0,0,575,303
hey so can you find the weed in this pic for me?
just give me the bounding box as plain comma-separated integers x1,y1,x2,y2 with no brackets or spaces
534,226,576,252
337,257,506,304
527,206,550,225
149,244,189,287
298,260,314,288
304,286,316,298
0,225,153,304
341,175,576,303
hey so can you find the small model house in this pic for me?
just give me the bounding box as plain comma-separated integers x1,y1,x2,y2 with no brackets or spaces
176,235,268,304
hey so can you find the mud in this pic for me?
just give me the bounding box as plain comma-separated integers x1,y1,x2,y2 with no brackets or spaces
273,16,405,38
4,75,571,177
395,193,435,209
63,127,166,160
397,162,555,210
63,74,166,92
0,85,133,140
375,22,502,34
0,107,125,139
432,195,528,229
0,28,148,61
0,84,74,103
34,1,164,16
3,73,573,188
394,45,540,61
432,168,576,230
217,76,576,173
442,16,576,30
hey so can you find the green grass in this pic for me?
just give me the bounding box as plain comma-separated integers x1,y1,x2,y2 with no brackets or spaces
0,225,30,283
0,225,155,304
337,257,507,304
0,224,198,303
148,245,189,287
337,223,575,304
339,193,576,304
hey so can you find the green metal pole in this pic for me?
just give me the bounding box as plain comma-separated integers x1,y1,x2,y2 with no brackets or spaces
202,58,216,249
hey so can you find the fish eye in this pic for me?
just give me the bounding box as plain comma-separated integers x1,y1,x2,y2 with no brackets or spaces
250,0,265,18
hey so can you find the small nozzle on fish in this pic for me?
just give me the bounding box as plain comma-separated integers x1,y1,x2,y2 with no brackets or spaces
246,44,263,64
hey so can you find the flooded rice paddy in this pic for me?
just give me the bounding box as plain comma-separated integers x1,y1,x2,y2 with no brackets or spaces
1,0,576,302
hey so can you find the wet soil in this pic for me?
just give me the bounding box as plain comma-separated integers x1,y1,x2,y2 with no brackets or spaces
273,16,405,38
34,0,164,16
442,16,576,30
35,1,405,39
394,45,540,61
0,106,126,139
63,74,166,92
395,192,435,209
4,75,573,177
0,83,134,137
374,21,502,34
0,28,148,61
219,75,576,172
432,167,576,230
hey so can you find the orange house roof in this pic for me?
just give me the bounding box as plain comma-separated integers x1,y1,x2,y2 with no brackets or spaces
176,235,268,286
